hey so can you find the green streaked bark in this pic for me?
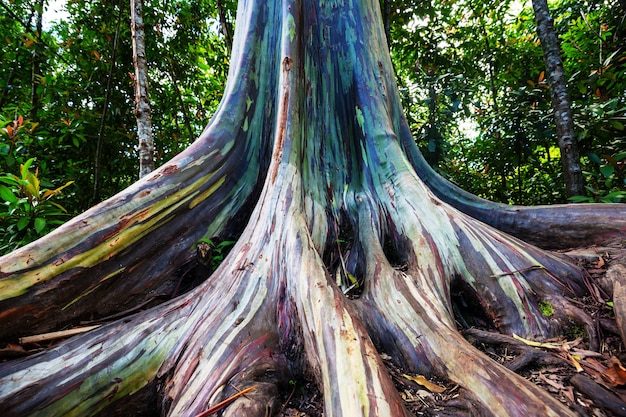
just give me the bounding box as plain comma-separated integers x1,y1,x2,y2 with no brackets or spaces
1,0,624,416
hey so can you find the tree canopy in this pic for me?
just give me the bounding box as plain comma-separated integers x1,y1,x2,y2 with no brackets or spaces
2,0,624,254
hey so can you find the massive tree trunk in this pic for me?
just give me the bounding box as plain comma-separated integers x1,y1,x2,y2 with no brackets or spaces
0,1,624,416
532,0,585,197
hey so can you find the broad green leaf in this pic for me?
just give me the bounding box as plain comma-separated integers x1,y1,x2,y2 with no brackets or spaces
17,217,29,231
600,164,615,178
0,175,20,186
587,153,602,164
48,201,69,213
605,191,626,201
20,158,35,179
0,185,18,203
23,172,40,198
614,152,626,161
611,120,624,130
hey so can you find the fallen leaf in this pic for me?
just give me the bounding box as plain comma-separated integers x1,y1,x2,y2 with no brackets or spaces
513,334,561,349
402,374,446,393
539,372,565,390
563,386,575,403
604,357,626,387
567,353,584,373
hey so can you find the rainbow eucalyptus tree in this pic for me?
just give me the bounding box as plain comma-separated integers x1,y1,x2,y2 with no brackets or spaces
1,1,625,416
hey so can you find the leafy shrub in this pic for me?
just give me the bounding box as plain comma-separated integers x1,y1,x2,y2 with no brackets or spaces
0,158,74,254
569,152,626,203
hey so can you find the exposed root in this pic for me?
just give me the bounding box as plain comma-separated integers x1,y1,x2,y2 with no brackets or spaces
463,329,570,372
543,295,599,351
570,374,626,416
343,174,587,415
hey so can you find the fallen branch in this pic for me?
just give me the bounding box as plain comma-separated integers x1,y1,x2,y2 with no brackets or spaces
19,325,101,344
570,374,626,416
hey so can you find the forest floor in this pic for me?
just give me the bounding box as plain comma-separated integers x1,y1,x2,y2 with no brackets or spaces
277,248,626,417
1,249,625,416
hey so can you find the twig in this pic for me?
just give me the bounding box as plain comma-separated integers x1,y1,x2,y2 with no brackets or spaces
19,325,101,344
277,383,297,416
193,385,257,417
490,265,545,278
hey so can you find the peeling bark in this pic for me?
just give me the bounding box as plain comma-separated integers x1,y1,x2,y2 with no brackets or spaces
0,1,625,416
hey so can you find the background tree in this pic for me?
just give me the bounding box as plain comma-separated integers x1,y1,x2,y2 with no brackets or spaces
532,0,584,197
0,0,625,416
131,0,155,178
385,0,625,205
1,0,235,231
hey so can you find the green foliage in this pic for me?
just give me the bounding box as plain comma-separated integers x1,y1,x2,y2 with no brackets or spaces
197,238,237,271
387,0,625,205
0,0,235,254
538,301,554,317
0,158,74,254
569,151,626,203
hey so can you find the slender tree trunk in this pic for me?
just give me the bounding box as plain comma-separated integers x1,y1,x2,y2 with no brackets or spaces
532,0,585,197
93,2,123,204
166,58,196,143
0,1,624,416
216,0,234,53
131,0,154,178
29,0,44,120
382,0,391,49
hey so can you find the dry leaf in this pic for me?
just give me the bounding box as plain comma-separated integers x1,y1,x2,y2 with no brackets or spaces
513,334,561,349
604,357,626,387
402,374,446,393
567,353,584,373
539,372,565,390
562,386,575,403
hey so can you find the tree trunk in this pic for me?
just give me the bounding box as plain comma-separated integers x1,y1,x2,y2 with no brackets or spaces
166,58,196,144
0,1,625,416
93,1,124,204
131,0,154,178
532,0,585,197
29,0,44,120
217,0,234,53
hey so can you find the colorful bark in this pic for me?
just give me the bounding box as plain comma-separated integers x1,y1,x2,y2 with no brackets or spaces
0,1,625,416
